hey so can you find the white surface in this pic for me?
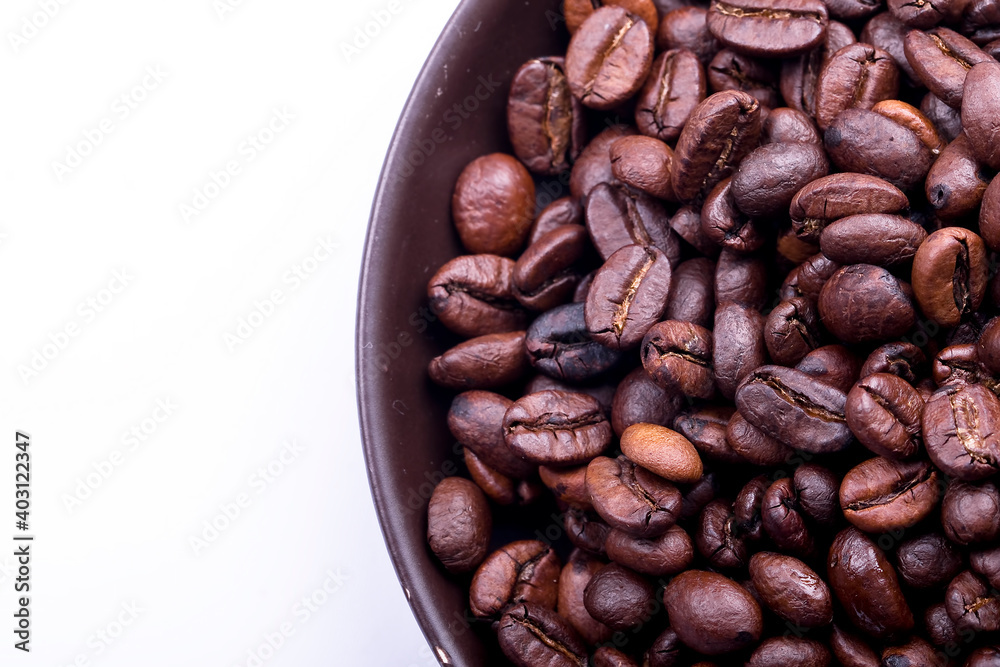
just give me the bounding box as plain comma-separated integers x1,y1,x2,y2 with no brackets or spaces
1,0,461,664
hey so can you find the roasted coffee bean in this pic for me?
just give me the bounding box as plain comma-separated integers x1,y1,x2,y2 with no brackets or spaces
610,135,676,201
780,254,841,302
747,637,832,667
926,602,961,647
565,508,614,556
675,406,747,465
861,12,920,81
586,455,682,537
497,602,588,667
830,624,880,667
701,178,766,254
820,214,926,268
912,227,989,328
781,20,857,116
827,527,914,639
612,366,685,436
714,303,768,400
824,108,935,191
658,6,719,59
666,258,716,329
764,297,822,366
896,533,963,589
565,6,655,110
824,0,882,20
526,375,618,415
736,365,852,453
427,477,492,573
564,0,660,35
427,254,529,337
707,49,781,108
904,27,993,110
790,173,909,243
508,57,586,175
526,304,623,383
861,342,927,384
593,648,639,667
777,227,821,264
923,383,1000,481
946,570,1000,633
967,647,1000,667
557,549,614,645
585,182,681,262
815,43,899,131
680,471,721,521
933,343,986,386
570,124,633,200
962,0,1000,45
429,331,530,390
980,317,1000,376
749,552,833,628
797,344,861,393
921,91,963,143
529,197,583,247
451,154,536,256
586,244,674,350
641,321,715,399
880,637,939,667
449,391,536,479
846,373,924,460
925,133,993,222
695,499,748,569
539,464,592,509
840,457,940,533
645,627,683,667
963,62,1000,171
942,480,1000,545
972,546,1000,590
671,91,762,204
761,106,821,144
888,0,962,28
584,563,657,631
733,475,769,541
671,205,721,258
514,225,587,311
818,264,916,343
620,422,704,483
606,524,694,576
636,48,707,143
762,477,817,557
464,447,519,505
726,411,795,465
983,174,1000,253
663,570,763,655
986,37,1000,59
731,142,829,219
503,390,612,465
470,540,561,618
706,0,829,57
795,463,841,526
715,250,768,310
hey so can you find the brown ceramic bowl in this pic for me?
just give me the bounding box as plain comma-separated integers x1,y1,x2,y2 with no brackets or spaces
357,1,567,665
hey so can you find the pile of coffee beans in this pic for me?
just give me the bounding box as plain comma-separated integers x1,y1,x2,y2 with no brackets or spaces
422,0,1000,664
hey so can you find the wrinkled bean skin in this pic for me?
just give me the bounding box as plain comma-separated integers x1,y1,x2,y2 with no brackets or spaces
663,570,763,655
503,390,613,465
585,183,681,262
586,455,682,537
451,154,536,256
707,49,781,109
715,249,768,309
819,215,926,268
827,527,914,640
641,321,715,399
926,133,993,223
667,258,716,329
427,477,493,573
861,12,920,82
526,303,623,383
557,549,613,645
731,142,829,218
706,0,829,57
764,297,822,366
565,508,613,556
749,552,833,628
429,331,530,390
636,48,707,143
605,524,694,576
923,383,1000,481
791,173,909,244
904,27,993,110
734,475,769,541
701,178,766,254
824,108,935,191
946,570,1000,633
781,20,857,116
980,317,1000,376
497,602,589,667
963,61,1000,170
926,602,961,647
695,499,747,569
815,43,899,131
592,647,640,667
714,303,768,400
839,457,940,533
513,225,587,312
610,135,676,201
762,477,816,557
830,624,880,667
861,342,927,384
583,563,657,631
846,373,924,460
747,637,832,667
612,366,685,436
428,254,529,337
470,540,562,618
912,227,989,328
941,480,1000,545
818,264,916,344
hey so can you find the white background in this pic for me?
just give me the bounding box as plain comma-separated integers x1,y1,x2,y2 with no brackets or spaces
1,0,460,664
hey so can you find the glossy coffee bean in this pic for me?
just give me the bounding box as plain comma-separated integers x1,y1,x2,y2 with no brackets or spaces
861,12,920,81
941,480,1000,545
695,499,748,569
946,570,1000,633
497,602,588,667
585,182,680,262
904,27,992,110
427,254,529,337
564,0,659,35
830,624,880,667
670,205,721,258
747,637,832,667
514,224,587,311
921,91,963,143
584,563,657,631
923,383,1000,481
539,464,591,509
451,154,535,256
611,366,685,436
707,49,781,108
925,602,960,647
448,391,536,479
846,373,924,459
778,227,821,264
827,527,914,640
860,342,927,384
795,463,841,526
726,411,794,465
761,106,821,144
680,472,721,521
706,0,829,57
839,457,939,533
967,647,1000,667
503,390,612,465
731,142,829,218
818,264,916,343
962,0,1000,45
570,124,633,200
663,570,763,655
610,135,676,201
714,303,767,401
764,297,822,366
762,477,816,557
641,321,715,399
529,197,582,247
586,244,674,350
820,214,926,268
620,422,704,483
586,455,682,537
880,637,939,667
666,258,715,329
824,0,882,20
715,249,768,309
895,532,963,589
701,178,765,253
824,108,935,191
565,6,655,110
636,48,707,143
982,174,1000,253
797,344,861,393
749,552,833,628
979,317,1000,376
508,57,586,175
593,647,639,667
464,447,521,505
470,540,561,618
565,508,614,556
781,253,842,303
790,173,908,243
933,343,986,387
912,227,989,328
427,477,492,573
675,406,746,465
605,524,694,576
815,43,899,131
429,331,530,390
557,549,613,645
962,61,1000,171
733,475,769,541
780,20,857,116
927,134,991,224
645,627,683,667
526,303,624,382
888,0,959,27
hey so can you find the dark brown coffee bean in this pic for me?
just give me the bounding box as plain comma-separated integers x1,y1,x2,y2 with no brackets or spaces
764,297,822,366
427,254,529,337
749,552,833,628
925,602,960,647
606,524,694,576
641,320,715,399
824,0,882,19
737,365,852,453
514,225,588,311
470,540,561,618
921,91,963,143
962,62,1000,171
707,49,781,108
570,124,633,200
815,43,899,131
781,252,843,302
564,0,660,34
818,264,916,343
464,447,519,505
714,302,767,400
762,477,816,557
923,383,1000,481
861,342,927,384
912,227,989,328
761,106,821,144
827,527,914,640
946,570,1000,633
734,474,769,540
706,0,829,57
503,390,612,465
983,174,1000,253
497,602,588,667
557,549,614,645
671,91,762,204
715,249,768,309
565,6,655,110
777,227,822,264
790,173,909,243
962,0,1000,45
429,331,530,390
539,464,592,509
666,258,716,328
508,57,586,176
967,647,1000,667
780,20,857,116
830,624,881,667
636,48,707,143
881,637,940,667
610,135,676,201
449,391,536,478
904,27,993,109
820,214,927,268
980,317,1000,376
986,37,1000,59
846,373,924,460
620,422,704,483
795,463,841,526
657,7,720,63
933,343,987,387
427,477,492,573
565,508,614,556
797,344,862,393
675,406,747,465
731,142,829,219
824,108,935,191
584,563,657,631
747,637,832,667
664,570,762,655
680,471,721,521
586,455,682,537
526,303,624,383
585,244,674,350
526,375,617,415
861,12,920,81
593,648,639,667
972,546,1000,590
726,411,795,465
942,480,1000,545
895,532,964,589
612,366,685,436
695,499,747,569
839,457,940,533
670,205,721,258
925,133,993,222
529,197,583,247
585,182,681,262
451,154,536,256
